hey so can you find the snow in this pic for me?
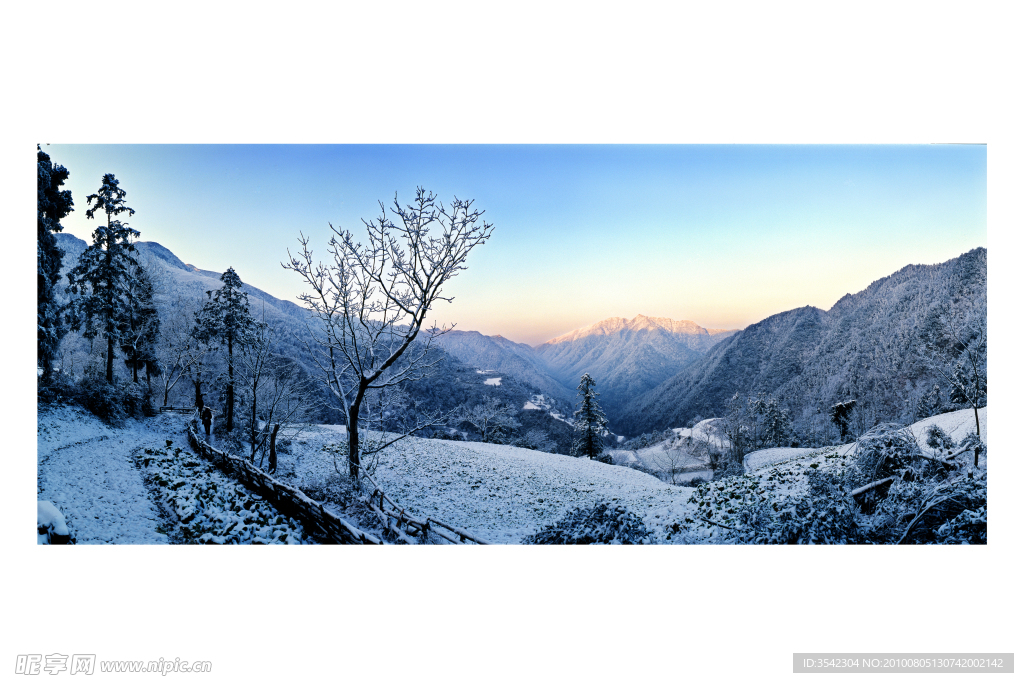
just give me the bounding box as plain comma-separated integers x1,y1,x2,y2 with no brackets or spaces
523,401,541,410
745,447,819,473
908,407,987,451
282,429,697,544
37,500,69,543
484,377,502,386
36,402,989,546
37,405,173,544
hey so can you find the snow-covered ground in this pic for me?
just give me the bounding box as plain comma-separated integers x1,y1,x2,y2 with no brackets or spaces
484,377,502,386
38,404,989,545
281,428,697,544
37,405,175,544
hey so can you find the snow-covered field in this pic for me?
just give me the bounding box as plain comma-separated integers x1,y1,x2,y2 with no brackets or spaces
37,405,175,544
281,427,697,544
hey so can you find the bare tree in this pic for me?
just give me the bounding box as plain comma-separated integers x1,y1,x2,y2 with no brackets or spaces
454,398,522,443
283,187,494,483
238,309,320,465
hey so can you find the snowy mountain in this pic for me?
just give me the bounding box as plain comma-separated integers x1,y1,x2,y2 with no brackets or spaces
619,248,987,437
534,314,738,427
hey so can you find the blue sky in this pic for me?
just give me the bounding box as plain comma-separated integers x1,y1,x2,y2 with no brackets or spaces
47,144,986,345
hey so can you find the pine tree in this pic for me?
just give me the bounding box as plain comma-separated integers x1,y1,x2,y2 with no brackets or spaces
572,373,609,460
66,174,139,384
195,267,256,432
38,146,74,384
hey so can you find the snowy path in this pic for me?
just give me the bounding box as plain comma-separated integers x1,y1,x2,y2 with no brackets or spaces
37,406,184,544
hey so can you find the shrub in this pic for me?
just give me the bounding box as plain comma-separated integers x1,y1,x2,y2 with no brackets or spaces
78,376,127,424
864,472,987,544
735,469,861,544
37,372,79,405
925,424,955,452
854,423,922,483
935,505,986,544
523,502,650,545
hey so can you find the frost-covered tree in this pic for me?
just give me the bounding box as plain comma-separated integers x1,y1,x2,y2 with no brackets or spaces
749,393,792,448
284,187,493,481
195,267,256,432
38,146,74,384
571,373,608,460
921,314,986,437
65,173,139,384
454,398,521,443
237,309,318,464
120,262,162,385
829,399,856,442
155,295,207,407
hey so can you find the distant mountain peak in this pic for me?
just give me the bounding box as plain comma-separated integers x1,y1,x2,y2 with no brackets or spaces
541,314,722,346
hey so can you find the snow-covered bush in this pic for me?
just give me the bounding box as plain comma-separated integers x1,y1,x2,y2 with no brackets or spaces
867,474,986,544
935,505,986,544
735,469,861,544
925,424,955,452
78,376,127,424
523,502,650,544
298,472,350,508
854,423,922,482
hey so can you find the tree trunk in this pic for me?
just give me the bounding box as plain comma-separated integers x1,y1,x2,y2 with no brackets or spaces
106,335,115,384
226,336,234,431
974,405,980,437
348,403,360,480
268,424,279,474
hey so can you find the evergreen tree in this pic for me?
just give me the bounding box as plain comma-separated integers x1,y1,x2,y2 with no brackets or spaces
572,373,609,460
66,174,139,384
37,146,74,384
121,263,162,386
195,267,256,432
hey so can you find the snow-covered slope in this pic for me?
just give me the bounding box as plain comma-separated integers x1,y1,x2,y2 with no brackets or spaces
281,425,696,544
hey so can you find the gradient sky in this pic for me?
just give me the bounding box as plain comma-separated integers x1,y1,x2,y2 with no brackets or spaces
46,144,986,346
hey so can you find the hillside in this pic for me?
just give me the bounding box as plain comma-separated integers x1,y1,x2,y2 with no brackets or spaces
619,248,987,436
433,330,574,404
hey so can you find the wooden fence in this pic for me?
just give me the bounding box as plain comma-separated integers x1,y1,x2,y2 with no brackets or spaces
186,423,381,545
360,467,489,545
